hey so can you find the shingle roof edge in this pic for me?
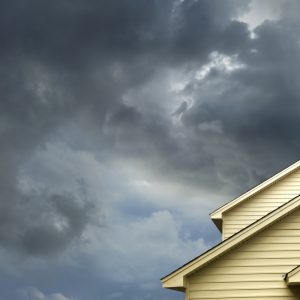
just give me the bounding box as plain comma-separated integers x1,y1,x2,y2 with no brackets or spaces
161,193,300,288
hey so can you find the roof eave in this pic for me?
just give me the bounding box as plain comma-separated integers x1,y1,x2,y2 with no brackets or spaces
162,193,300,289
210,215,222,231
285,265,300,286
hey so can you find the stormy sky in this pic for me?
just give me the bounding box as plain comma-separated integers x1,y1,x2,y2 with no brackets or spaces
1,0,300,299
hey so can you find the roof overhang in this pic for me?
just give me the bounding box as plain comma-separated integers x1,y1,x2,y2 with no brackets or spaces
210,213,222,231
285,265,300,285
162,193,300,290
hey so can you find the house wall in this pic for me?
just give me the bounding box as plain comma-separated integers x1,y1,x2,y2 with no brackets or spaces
222,167,300,239
187,208,300,300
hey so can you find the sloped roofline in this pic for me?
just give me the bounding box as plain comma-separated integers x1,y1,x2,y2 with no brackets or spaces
161,192,300,290
210,160,300,222
285,265,300,285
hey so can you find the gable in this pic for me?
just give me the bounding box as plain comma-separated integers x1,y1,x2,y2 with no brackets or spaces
187,207,300,299
222,167,300,239
211,160,300,235
161,193,300,290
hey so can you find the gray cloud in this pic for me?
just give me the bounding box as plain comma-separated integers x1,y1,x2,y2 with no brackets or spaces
2,1,300,299
170,1,250,61
172,101,188,117
180,16,300,178
0,0,250,64
0,0,272,261
0,185,97,257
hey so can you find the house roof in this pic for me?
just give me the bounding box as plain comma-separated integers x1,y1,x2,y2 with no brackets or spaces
161,192,300,290
210,160,300,230
285,265,300,285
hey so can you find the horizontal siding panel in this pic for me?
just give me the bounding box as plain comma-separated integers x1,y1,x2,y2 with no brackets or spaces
271,222,300,230
223,226,255,231
281,218,300,224
189,287,298,298
224,216,262,221
258,192,299,196
247,202,290,206
260,229,300,237
285,214,300,220
224,220,258,225
187,207,300,299
190,281,287,291
262,186,300,190
249,236,300,244
212,258,300,267
241,242,300,251
222,250,300,259
228,212,272,216
241,198,287,201
189,295,298,300
189,273,283,283
221,168,300,239
195,265,293,276
237,195,297,199
223,221,261,228
290,210,300,216
223,221,257,225
226,208,279,213
237,200,286,204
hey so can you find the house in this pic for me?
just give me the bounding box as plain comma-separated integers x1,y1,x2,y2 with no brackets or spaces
161,160,300,299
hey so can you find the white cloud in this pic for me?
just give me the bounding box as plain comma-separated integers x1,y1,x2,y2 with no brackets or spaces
16,140,220,292
83,210,208,288
237,0,286,31
196,52,245,81
20,287,73,300
20,140,223,222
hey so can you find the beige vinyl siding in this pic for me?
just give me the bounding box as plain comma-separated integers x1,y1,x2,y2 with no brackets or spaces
187,208,300,300
222,168,300,239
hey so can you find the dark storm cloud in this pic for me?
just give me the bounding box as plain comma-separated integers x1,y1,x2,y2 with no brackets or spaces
3,1,300,300
171,1,250,62
1,0,293,262
0,0,170,67
0,0,250,66
0,184,97,256
21,192,96,256
180,18,300,187
0,0,254,259
172,101,188,116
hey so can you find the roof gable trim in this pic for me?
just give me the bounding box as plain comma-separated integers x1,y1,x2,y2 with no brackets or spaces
162,193,300,289
286,265,300,285
210,160,300,220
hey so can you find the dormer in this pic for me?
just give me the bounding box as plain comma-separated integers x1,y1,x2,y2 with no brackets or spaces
210,160,300,240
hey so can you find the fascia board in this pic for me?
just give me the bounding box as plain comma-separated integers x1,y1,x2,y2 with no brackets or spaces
286,265,300,285
162,194,300,289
